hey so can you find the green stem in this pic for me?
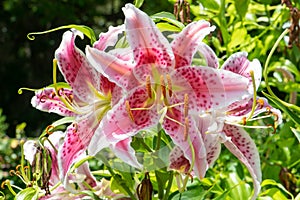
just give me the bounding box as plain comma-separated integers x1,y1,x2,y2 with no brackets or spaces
4,180,17,196
246,71,257,121
162,171,173,200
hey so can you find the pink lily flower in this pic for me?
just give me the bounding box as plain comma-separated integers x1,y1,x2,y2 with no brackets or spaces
24,132,120,199
87,4,252,178
31,29,122,188
170,51,282,199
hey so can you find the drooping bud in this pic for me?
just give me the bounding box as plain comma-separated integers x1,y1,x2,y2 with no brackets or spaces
136,172,153,200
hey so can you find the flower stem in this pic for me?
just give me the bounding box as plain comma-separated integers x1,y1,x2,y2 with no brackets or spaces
162,171,173,200
263,29,300,113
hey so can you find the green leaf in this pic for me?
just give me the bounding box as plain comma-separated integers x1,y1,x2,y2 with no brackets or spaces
151,12,185,30
154,170,170,199
234,0,250,19
198,0,220,11
27,25,97,45
261,179,294,199
228,27,248,49
291,127,300,143
156,22,181,32
134,0,144,8
15,187,39,200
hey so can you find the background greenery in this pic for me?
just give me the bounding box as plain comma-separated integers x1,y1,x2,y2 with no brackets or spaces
1,0,299,199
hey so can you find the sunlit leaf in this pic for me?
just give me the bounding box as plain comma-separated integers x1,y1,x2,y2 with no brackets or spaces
151,12,185,30
15,187,39,200
234,0,250,19
291,128,300,143
134,0,144,8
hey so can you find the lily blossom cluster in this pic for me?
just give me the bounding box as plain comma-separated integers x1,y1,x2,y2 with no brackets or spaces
7,3,282,200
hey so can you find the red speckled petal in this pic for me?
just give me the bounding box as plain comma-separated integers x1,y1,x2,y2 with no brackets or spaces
58,117,98,186
171,20,215,68
163,109,208,179
197,43,219,68
94,25,125,51
123,4,175,68
55,29,104,103
31,87,76,117
86,46,138,90
171,67,250,113
222,52,262,92
223,124,261,200
227,97,283,126
88,87,160,161
169,146,190,174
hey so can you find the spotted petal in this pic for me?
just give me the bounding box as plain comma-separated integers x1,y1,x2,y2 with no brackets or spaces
86,46,138,90
223,124,261,200
221,52,262,93
171,67,250,113
171,21,215,68
94,25,125,51
163,112,207,179
55,29,104,103
58,116,98,186
123,3,174,68
31,87,76,117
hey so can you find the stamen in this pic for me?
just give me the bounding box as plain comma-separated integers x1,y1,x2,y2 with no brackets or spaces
246,70,257,121
45,125,55,135
39,95,47,103
267,124,277,134
72,123,78,133
1,181,6,189
184,117,189,141
184,94,189,118
266,106,271,114
257,98,264,109
15,165,22,171
160,75,167,99
146,75,152,99
242,117,247,125
125,100,135,123
166,74,173,97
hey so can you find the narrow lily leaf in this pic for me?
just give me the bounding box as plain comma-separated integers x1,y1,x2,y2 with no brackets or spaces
291,127,300,143
234,0,250,19
156,22,182,32
27,24,97,45
261,179,294,199
134,0,144,8
263,92,300,126
151,12,185,30
15,187,39,200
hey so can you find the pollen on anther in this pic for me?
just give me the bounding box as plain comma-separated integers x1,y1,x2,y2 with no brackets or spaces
125,100,135,123
160,75,167,99
166,74,172,97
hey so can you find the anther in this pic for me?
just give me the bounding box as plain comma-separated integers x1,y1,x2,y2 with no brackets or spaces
146,75,152,99
267,124,277,134
46,125,55,135
57,88,64,96
9,170,15,176
72,123,78,133
257,98,264,109
15,165,22,171
166,74,173,97
184,117,189,141
242,117,247,125
160,75,167,99
40,95,47,103
266,106,271,114
125,100,135,123
184,94,189,118
1,181,6,189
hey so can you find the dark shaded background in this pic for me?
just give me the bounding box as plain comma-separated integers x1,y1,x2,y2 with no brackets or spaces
0,0,173,137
